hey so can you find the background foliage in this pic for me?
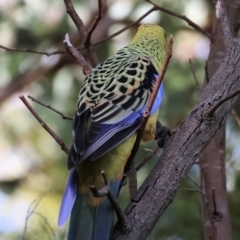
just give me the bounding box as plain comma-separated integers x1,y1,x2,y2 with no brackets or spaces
0,0,239,239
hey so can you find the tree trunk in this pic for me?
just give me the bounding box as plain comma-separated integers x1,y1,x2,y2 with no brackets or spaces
200,125,231,240
199,1,240,239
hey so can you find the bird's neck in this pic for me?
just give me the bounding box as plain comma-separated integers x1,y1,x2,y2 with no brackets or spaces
129,39,166,72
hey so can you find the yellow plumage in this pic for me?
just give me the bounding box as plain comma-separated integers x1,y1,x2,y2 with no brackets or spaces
68,24,167,206
77,133,136,205
142,110,159,141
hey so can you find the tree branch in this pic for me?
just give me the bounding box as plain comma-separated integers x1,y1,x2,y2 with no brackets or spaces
27,95,73,120
33,212,56,240
63,0,99,67
63,34,92,75
199,2,235,239
179,187,203,195
188,58,202,93
20,96,70,155
0,67,49,104
122,36,173,198
90,6,158,46
22,191,50,240
112,1,239,239
0,44,66,56
84,0,105,47
146,0,213,41
214,0,234,51
187,175,200,189
231,108,240,127
0,6,159,57
135,147,160,171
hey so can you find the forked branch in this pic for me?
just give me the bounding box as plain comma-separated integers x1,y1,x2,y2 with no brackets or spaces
63,34,92,75
28,95,73,120
63,0,99,67
84,0,105,47
20,96,70,155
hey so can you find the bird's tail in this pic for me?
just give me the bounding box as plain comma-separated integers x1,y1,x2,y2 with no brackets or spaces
58,170,119,240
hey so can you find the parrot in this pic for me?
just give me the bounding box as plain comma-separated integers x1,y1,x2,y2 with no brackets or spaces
58,24,168,240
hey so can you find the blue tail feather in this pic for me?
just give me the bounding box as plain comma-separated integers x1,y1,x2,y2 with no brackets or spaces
58,172,120,240
58,170,77,226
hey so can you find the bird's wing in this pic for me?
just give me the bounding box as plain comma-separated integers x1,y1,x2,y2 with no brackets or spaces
67,49,164,168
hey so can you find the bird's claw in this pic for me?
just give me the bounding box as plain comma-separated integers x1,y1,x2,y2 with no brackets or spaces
90,171,110,197
155,120,171,148
89,171,132,234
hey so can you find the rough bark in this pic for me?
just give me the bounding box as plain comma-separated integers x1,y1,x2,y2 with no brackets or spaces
199,1,240,239
199,0,240,240
112,0,240,239
200,125,232,240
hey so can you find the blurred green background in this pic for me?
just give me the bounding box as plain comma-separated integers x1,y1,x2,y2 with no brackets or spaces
0,0,240,239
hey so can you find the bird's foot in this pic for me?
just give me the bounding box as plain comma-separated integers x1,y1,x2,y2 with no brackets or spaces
155,120,171,148
90,171,110,197
90,171,132,233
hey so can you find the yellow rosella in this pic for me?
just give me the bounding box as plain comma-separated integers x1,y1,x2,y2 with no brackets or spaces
58,24,167,240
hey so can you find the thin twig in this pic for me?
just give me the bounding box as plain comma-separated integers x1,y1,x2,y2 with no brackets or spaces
63,0,99,67
188,59,202,93
0,6,157,57
206,90,240,116
187,175,200,188
128,163,137,200
231,108,240,127
135,147,160,171
0,44,66,56
22,191,49,240
144,148,161,156
123,36,173,199
28,95,73,120
90,6,158,46
63,0,87,36
63,34,92,75
146,0,213,42
84,0,105,47
205,61,210,83
20,96,70,155
179,187,203,195
33,212,56,240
